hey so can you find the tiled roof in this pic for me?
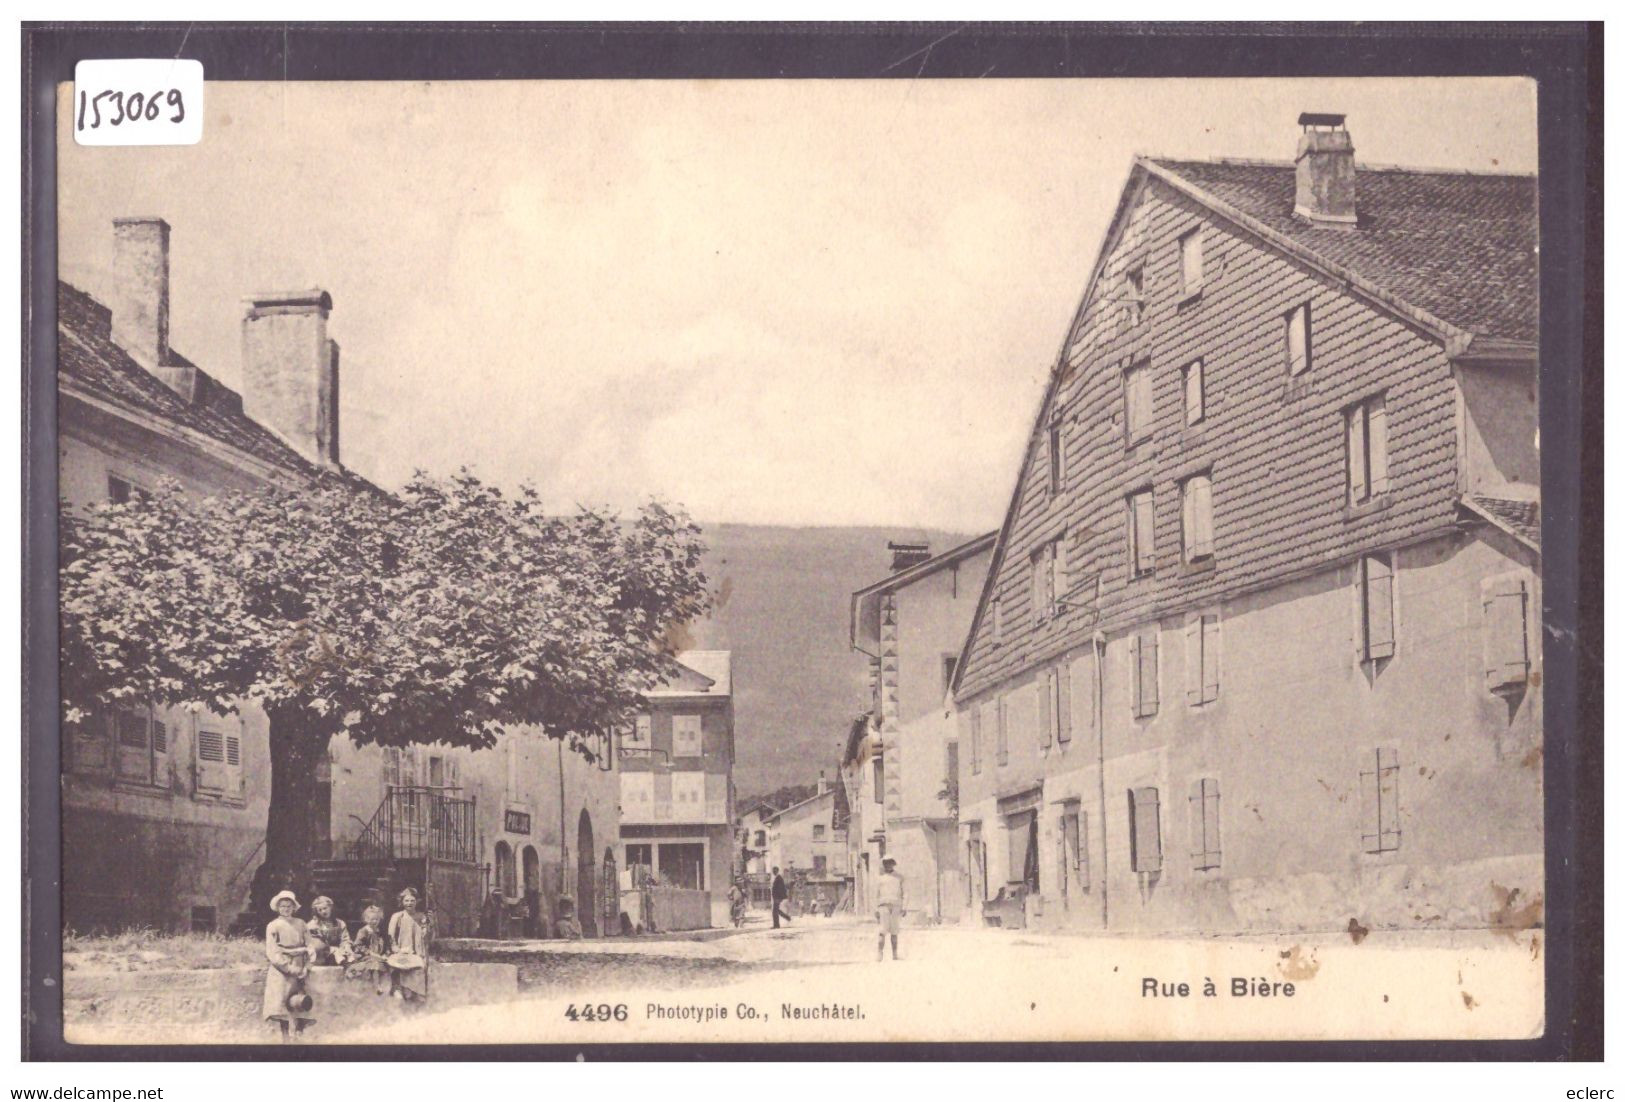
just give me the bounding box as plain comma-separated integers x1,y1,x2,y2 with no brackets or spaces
1149,159,1538,343
1462,494,1540,552
59,280,375,493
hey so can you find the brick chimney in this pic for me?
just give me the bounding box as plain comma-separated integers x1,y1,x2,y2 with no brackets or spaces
110,218,170,369
241,290,341,467
1294,113,1357,226
888,541,931,572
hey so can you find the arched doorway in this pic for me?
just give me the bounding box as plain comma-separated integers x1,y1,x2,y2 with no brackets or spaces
494,840,515,897
521,846,541,938
576,810,597,938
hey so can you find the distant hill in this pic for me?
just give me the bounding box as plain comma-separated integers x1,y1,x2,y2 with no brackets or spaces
682,523,978,794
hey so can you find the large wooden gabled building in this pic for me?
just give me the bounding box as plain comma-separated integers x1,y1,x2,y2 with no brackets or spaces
951,115,1541,935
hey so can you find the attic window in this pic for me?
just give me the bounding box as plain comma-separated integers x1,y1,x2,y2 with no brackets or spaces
1179,229,1204,296
1124,267,1145,328
1285,303,1312,376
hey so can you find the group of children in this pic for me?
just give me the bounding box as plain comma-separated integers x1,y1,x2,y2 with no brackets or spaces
263,886,434,1041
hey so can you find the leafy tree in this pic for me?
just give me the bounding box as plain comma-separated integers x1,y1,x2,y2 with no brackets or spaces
60,470,709,911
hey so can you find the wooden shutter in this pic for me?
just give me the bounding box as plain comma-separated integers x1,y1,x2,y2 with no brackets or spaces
1201,615,1221,702
1361,748,1401,853
1194,478,1214,557
1038,669,1053,749
1367,399,1390,497
1288,305,1310,375
1057,662,1073,743
1076,812,1090,890
72,715,111,775
196,729,228,792
1129,635,1142,717
1056,538,1069,601
945,741,959,794
1181,482,1196,562
1140,631,1159,714
1364,556,1396,660
1483,577,1531,689
1072,653,1095,740
1347,407,1368,502
114,709,151,783
996,694,1008,765
1185,619,1203,705
1129,787,1162,873
970,704,983,774
1190,778,1221,869
1135,493,1155,576
224,732,242,794
1006,811,1029,886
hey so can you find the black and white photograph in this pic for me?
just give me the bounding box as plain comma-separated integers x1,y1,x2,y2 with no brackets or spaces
23,23,1598,1061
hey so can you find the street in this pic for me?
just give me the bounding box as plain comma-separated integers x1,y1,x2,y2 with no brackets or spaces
328,914,1545,1045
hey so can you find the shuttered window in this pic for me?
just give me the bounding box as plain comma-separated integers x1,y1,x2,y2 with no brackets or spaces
1181,474,1214,562
195,726,241,797
1179,229,1204,293
1358,554,1396,662
1127,490,1156,579
1124,361,1153,445
1360,748,1401,853
1056,662,1073,744
1129,630,1160,718
114,707,165,786
1124,267,1145,329
1063,810,1088,892
969,704,983,775
1007,810,1035,888
672,714,703,758
1183,359,1204,425
1483,575,1532,691
1346,395,1390,504
1048,413,1066,495
1031,542,1059,624
1039,670,1054,749
1128,787,1162,873
945,740,959,796
1189,778,1221,870
1185,614,1221,705
996,694,1009,766
627,714,652,748
1286,303,1312,376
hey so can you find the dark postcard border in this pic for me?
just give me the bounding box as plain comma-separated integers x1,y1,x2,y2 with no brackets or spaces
22,21,1601,1062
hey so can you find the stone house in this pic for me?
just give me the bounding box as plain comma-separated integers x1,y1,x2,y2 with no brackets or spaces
952,115,1541,934
60,218,623,938
844,534,995,921
764,781,850,912
617,651,736,928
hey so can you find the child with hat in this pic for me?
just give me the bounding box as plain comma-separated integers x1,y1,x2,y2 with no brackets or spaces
263,890,315,1041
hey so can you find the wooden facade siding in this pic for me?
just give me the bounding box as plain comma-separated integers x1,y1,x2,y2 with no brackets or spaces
958,171,1468,702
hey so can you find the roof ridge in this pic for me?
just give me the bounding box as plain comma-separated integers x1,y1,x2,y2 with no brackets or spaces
1148,154,1534,179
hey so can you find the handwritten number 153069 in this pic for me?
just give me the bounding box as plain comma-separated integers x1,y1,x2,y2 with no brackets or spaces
77,88,186,131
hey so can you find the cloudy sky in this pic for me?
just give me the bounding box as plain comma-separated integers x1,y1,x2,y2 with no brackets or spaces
58,77,1535,531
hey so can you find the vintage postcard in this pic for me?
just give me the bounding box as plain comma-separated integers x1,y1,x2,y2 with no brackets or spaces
49,70,1551,1049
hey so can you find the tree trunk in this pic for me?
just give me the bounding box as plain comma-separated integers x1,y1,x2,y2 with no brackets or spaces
249,705,329,917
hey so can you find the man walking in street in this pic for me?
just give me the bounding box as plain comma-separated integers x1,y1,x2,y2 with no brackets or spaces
875,857,904,961
771,867,791,929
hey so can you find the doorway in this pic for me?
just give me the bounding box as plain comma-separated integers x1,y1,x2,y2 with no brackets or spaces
576,810,596,938
522,845,541,937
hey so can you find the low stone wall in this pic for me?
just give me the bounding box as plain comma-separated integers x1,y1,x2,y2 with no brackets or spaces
64,961,518,1044
649,887,710,931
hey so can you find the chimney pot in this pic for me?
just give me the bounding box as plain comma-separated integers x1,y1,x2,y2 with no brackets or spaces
110,217,171,369
1294,113,1358,226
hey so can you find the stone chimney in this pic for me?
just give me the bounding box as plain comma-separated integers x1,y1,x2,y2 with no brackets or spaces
1294,113,1357,226
241,290,341,467
818,771,829,796
110,218,171,369
888,541,931,573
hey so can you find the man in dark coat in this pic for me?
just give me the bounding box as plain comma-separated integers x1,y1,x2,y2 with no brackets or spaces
771,867,791,929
